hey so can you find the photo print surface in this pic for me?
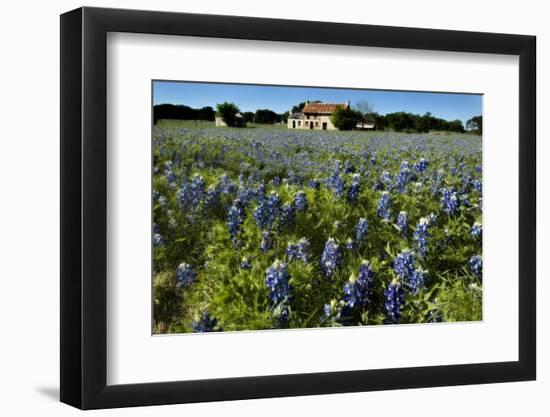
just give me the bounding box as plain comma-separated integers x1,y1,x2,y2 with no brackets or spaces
152,81,483,334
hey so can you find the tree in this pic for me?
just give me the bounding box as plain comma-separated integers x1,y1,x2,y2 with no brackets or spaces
466,115,483,134
362,112,386,130
354,100,375,117
242,112,255,124
330,107,362,130
353,100,377,128
291,100,321,113
414,112,433,133
153,104,215,124
447,119,465,133
254,109,278,124
197,106,215,121
291,102,306,113
216,102,240,127
385,112,415,132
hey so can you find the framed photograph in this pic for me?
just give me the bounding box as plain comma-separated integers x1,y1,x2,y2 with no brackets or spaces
60,6,536,409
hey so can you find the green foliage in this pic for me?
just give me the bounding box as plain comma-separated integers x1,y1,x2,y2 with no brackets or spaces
152,125,482,333
291,100,320,113
153,104,215,124
242,111,255,124
153,271,183,334
330,107,363,130
386,111,465,133
254,109,279,124
466,115,483,134
216,102,241,127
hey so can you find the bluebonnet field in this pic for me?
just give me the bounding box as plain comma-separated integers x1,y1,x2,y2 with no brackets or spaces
153,124,482,333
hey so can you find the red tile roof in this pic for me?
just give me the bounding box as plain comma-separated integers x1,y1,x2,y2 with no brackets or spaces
302,102,348,114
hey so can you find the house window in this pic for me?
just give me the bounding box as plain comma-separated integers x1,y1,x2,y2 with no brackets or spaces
315,122,319,127
298,121,301,126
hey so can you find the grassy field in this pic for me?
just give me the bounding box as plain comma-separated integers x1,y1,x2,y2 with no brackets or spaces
152,124,483,333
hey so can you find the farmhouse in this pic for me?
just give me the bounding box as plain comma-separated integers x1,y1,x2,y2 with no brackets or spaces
288,101,350,130
215,112,246,127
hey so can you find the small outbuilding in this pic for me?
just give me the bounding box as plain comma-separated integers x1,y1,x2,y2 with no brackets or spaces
356,122,376,130
215,112,246,127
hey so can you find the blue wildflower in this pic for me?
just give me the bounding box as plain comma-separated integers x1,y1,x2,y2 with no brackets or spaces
440,187,459,215
189,174,206,204
431,168,445,194
176,262,196,288
308,178,321,190
377,191,391,220
153,232,164,246
178,174,206,210
219,173,236,194
472,179,482,193
191,312,217,332
240,256,252,270
384,279,405,323
327,173,346,198
237,186,256,207
342,260,374,318
413,217,430,256
348,173,361,202
227,203,243,246
157,195,168,209
394,250,415,280
260,230,273,253
164,161,177,183
205,184,219,208
286,238,311,263
469,255,482,279
281,202,296,227
295,191,308,211
287,170,300,185
322,299,340,323
356,217,369,242
321,238,342,278
471,222,482,239
408,269,427,295
414,158,429,173
345,238,355,250
395,161,412,193
152,223,163,246
253,191,281,230
265,260,292,324
322,302,332,319
380,170,392,189
397,211,408,234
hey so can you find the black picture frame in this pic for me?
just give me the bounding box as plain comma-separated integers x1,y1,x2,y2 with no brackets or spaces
60,6,536,410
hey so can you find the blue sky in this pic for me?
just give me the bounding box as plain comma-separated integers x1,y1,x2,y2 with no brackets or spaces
153,81,482,124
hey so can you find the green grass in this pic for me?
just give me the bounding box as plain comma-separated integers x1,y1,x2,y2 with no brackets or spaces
156,119,216,129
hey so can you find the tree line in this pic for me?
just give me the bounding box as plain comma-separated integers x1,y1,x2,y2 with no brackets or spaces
153,103,288,126
332,106,481,134
154,102,482,134
153,104,216,124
